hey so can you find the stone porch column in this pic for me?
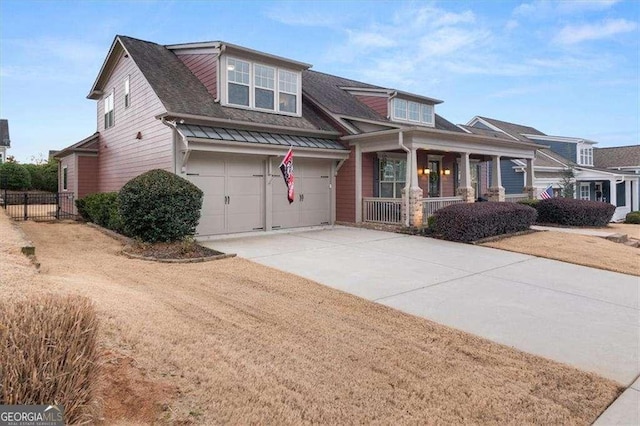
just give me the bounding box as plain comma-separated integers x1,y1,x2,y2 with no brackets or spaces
401,147,424,227
457,152,475,203
632,179,639,211
487,155,505,202
523,158,536,199
355,144,362,223
609,179,617,206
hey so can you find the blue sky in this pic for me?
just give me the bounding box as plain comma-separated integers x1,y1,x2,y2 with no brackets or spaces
1,0,638,162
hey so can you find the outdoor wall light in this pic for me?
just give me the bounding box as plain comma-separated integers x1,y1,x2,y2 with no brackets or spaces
423,167,431,175
444,168,451,175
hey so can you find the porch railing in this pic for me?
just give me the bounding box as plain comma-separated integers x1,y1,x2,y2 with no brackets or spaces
504,193,530,203
422,196,464,221
362,197,402,224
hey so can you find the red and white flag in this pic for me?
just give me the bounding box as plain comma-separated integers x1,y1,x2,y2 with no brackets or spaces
279,148,294,204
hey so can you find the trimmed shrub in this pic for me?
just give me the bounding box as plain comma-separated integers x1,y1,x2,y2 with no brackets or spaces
624,211,640,224
536,198,615,227
0,162,31,190
118,169,203,242
517,199,539,209
23,163,44,190
433,201,537,243
0,295,100,424
76,192,123,232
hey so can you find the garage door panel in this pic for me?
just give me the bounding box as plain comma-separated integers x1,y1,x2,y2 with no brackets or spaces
188,153,225,176
188,176,225,236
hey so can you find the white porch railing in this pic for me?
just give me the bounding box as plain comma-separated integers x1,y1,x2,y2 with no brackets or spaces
505,193,530,202
362,197,402,224
423,196,465,220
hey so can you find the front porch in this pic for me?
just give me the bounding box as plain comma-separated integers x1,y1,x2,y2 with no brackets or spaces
345,128,539,227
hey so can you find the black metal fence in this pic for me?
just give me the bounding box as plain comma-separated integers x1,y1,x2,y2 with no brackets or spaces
1,191,76,221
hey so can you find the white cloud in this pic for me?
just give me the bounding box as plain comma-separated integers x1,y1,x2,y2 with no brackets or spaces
419,27,491,57
505,19,519,31
265,5,345,27
555,18,637,44
347,30,396,48
514,0,620,17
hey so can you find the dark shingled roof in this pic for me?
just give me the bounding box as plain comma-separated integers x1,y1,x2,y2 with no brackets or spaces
54,133,99,159
303,70,464,133
594,145,640,168
458,124,515,141
118,36,336,133
0,119,10,147
476,116,546,141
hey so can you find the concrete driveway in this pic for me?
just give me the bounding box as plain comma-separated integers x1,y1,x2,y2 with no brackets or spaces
203,226,639,387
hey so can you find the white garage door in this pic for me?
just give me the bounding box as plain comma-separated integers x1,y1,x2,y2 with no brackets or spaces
272,158,331,229
187,153,264,236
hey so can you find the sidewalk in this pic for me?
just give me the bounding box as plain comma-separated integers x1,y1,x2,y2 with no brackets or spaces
531,225,620,237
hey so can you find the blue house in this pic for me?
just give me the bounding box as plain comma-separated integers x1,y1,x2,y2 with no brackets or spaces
464,116,639,222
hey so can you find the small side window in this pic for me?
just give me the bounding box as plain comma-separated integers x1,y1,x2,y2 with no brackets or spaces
62,166,68,191
124,76,130,108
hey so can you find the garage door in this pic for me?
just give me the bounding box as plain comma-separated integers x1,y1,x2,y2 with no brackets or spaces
272,158,331,229
187,153,264,236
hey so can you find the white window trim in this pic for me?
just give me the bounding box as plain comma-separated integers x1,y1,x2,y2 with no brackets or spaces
390,98,435,126
124,76,130,109
579,146,593,166
221,56,302,117
62,165,68,191
253,63,276,112
579,182,590,200
378,157,406,199
104,90,114,129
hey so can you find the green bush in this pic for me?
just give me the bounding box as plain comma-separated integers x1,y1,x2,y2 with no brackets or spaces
23,164,44,190
40,159,59,192
433,202,537,243
536,198,615,227
0,162,31,190
75,192,123,232
625,211,640,224
517,199,539,209
118,169,203,242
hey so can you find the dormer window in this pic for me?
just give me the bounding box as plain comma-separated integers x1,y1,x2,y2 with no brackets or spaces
391,98,434,126
223,56,301,116
579,146,593,166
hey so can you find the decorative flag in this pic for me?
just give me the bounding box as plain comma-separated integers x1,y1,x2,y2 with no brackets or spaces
539,185,553,200
279,147,294,204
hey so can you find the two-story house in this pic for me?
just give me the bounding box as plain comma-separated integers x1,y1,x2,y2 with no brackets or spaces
0,119,10,164
56,35,540,236
465,116,639,221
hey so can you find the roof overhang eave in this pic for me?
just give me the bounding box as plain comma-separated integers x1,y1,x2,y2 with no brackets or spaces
157,111,340,138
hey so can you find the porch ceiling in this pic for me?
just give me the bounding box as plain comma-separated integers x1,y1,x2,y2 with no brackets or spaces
345,127,538,159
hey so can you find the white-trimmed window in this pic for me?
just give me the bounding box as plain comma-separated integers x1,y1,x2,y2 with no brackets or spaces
579,147,593,166
224,56,301,115
579,182,590,200
227,58,250,106
254,64,275,110
278,69,298,113
124,76,130,108
391,98,434,126
104,91,114,129
62,166,68,191
378,157,406,198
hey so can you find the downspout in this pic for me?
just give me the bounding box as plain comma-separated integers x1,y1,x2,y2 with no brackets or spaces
398,130,410,227
160,118,189,174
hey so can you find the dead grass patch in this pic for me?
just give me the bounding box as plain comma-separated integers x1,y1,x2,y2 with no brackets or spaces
0,294,100,424
483,231,640,276
15,221,623,424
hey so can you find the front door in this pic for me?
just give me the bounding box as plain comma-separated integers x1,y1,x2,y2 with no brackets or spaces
428,159,441,197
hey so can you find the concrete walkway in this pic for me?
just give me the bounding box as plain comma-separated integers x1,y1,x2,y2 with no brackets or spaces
203,226,640,423
531,225,622,237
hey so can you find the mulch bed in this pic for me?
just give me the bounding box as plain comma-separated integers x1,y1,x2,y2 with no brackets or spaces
125,241,223,260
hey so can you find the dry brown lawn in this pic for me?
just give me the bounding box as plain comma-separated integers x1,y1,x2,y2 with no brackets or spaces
483,228,640,276
4,218,623,424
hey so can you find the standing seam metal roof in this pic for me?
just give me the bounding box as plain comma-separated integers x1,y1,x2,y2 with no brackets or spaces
178,124,348,151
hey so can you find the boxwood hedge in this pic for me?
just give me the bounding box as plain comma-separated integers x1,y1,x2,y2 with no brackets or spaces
75,192,123,233
625,211,640,224
118,169,203,242
433,202,537,243
536,198,615,227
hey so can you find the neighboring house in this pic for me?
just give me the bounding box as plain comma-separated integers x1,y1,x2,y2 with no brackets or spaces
56,35,539,236
0,119,10,164
465,116,639,221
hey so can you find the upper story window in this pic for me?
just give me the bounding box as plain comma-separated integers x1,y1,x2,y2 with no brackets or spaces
124,76,130,108
224,56,301,116
579,146,593,166
104,91,114,129
391,98,434,126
